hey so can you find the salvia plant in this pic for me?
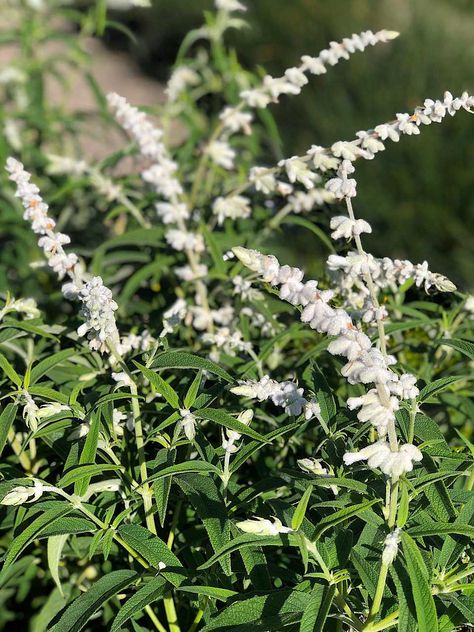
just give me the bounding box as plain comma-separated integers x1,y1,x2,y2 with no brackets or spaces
1,1,474,631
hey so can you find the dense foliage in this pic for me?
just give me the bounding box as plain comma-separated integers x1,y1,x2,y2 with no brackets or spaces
0,2,473,631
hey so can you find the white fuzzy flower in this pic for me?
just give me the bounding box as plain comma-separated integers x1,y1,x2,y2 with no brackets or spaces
213,196,251,225
165,229,205,253
239,88,272,109
304,400,322,421
330,216,372,240
161,298,187,337
175,264,208,281
155,202,190,225
347,389,399,436
388,373,419,400
382,528,401,565
236,516,292,536
205,141,235,170
215,0,246,11
180,408,197,441
249,167,276,194
219,107,253,135
278,156,318,189
222,409,253,453
165,67,200,101
326,160,357,199
344,440,422,479
1,480,44,506
297,457,338,495
77,277,119,352
22,391,39,431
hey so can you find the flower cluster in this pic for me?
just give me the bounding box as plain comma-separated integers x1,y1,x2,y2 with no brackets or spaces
231,374,321,419
232,246,423,477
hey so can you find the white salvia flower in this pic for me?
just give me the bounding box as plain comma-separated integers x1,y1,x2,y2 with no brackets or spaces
112,409,133,436
202,327,252,356
68,422,91,441
347,389,399,437
112,371,133,389
276,181,294,196
361,302,388,324
263,75,301,99
77,277,119,352
236,516,292,536
300,55,327,75
219,107,253,135
304,400,322,421
180,409,197,441
330,216,372,240
155,202,190,225
106,0,151,8
0,67,26,85
215,0,246,11
278,156,318,189
232,275,262,301
297,457,338,495
249,167,276,194
0,296,40,320
141,162,183,199
22,391,39,432
326,160,357,199
46,154,88,177
395,113,420,135
205,140,236,170
331,141,366,161
165,66,200,102
239,88,272,109
464,296,474,316
306,145,340,172
175,264,208,281
284,67,309,88
107,92,164,162
222,409,253,453
117,329,155,355
213,196,251,225
1,480,44,506
382,528,401,565
388,373,419,400
272,382,307,416
165,229,205,253
37,403,70,419
343,440,423,480
288,188,335,213
356,130,386,156
161,298,187,337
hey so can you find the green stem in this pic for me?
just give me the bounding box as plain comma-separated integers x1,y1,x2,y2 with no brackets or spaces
145,605,168,632
187,597,208,632
107,341,157,536
407,398,417,444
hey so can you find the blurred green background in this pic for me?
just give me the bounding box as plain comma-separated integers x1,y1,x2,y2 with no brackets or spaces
107,0,474,289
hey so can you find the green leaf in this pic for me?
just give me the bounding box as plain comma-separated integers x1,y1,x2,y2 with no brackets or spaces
48,534,68,596
49,570,138,632
408,524,474,538
133,363,180,409
151,351,233,383
1,505,71,572
30,349,78,384
418,376,470,402
117,524,186,587
111,577,167,632
0,403,17,456
437,495,474,569
184,370,202,408
438,338,474,360
58,464,122,488
313,499,380,540
299,583,335,632
0,351,22,387
201,224,226,275
401,532,438,632
194,407,268,443
74,410,100,497
200,588,309,631
292,485,313,531
198,533,294,571
177,585,237,601
391,560,418,632
177,474,231,575
148,461,221,482
153,450,175,527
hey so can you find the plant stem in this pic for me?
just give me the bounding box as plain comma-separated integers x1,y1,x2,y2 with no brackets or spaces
145,605,168,632
107,341,157,536
187,597,208,632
